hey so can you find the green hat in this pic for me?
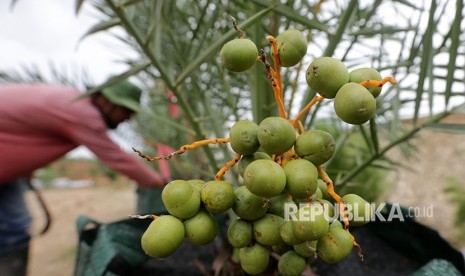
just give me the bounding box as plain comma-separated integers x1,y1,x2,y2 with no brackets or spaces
101,80,142,112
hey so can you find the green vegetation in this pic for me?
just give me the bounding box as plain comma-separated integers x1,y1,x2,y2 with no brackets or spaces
2,0,465,273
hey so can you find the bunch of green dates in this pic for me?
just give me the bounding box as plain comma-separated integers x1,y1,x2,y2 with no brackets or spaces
226,117,372,275
140,27,380,276
221,28,384,126
141,116,372,275
220,29,307,72
306,57,383,125
140,178,230,258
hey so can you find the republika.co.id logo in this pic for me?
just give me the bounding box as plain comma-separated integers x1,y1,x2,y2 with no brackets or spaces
283,202,434,222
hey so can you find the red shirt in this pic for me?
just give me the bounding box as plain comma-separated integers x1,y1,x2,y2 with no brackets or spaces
0,84,163,187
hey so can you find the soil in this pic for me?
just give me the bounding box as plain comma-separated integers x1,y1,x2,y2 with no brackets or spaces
26,183,137,276
24,114,465,276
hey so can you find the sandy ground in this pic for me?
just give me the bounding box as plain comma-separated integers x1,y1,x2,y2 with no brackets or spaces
26,183,137,276
24,114,465,276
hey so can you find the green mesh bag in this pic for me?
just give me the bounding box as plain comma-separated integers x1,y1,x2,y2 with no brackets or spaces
136,187,166,215
411,259,463,276
74,215,151,276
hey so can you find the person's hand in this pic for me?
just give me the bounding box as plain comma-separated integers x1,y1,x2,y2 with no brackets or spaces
140,176,169,189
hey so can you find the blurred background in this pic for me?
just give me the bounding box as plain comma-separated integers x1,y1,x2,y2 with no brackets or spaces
1,0,465,275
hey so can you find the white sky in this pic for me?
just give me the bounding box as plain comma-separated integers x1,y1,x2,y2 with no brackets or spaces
0,0,132,84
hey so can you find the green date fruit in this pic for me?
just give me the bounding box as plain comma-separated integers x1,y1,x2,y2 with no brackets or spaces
283,159,319,199
313,187,323,200
220,38,258,72
329,219,343,229
183,210,218,245
232,186,268,221
306,57,349,99
141,215,185,258
257,116,296,155
342,193,372,226
279,220,304,245
268,194,297,218
201,180,234,214
292,202,330,241
227,219,253,248
243,159,286,197
162,180,200,219
237,152,271,177
239,243,270,275
231,247,241,263
349,67,383,98
317,179,330,200
253,214,285,246
293,240,317,259
334,82,376,125
229,120,260,155
294,130,336,166
274,29,307,67
187,179,205,192
317,227,353,263
278,250,307,276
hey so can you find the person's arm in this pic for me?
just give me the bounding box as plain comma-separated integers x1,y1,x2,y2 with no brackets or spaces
63,119,165,188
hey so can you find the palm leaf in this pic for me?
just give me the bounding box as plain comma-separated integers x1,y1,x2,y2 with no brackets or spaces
75,0,86,14
424,123,465,134
413,0,436,122
349,27,417,36
444,0,463,107
174,6,275,87
79,17,121,41
248,0,329,32
119,0,145,8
